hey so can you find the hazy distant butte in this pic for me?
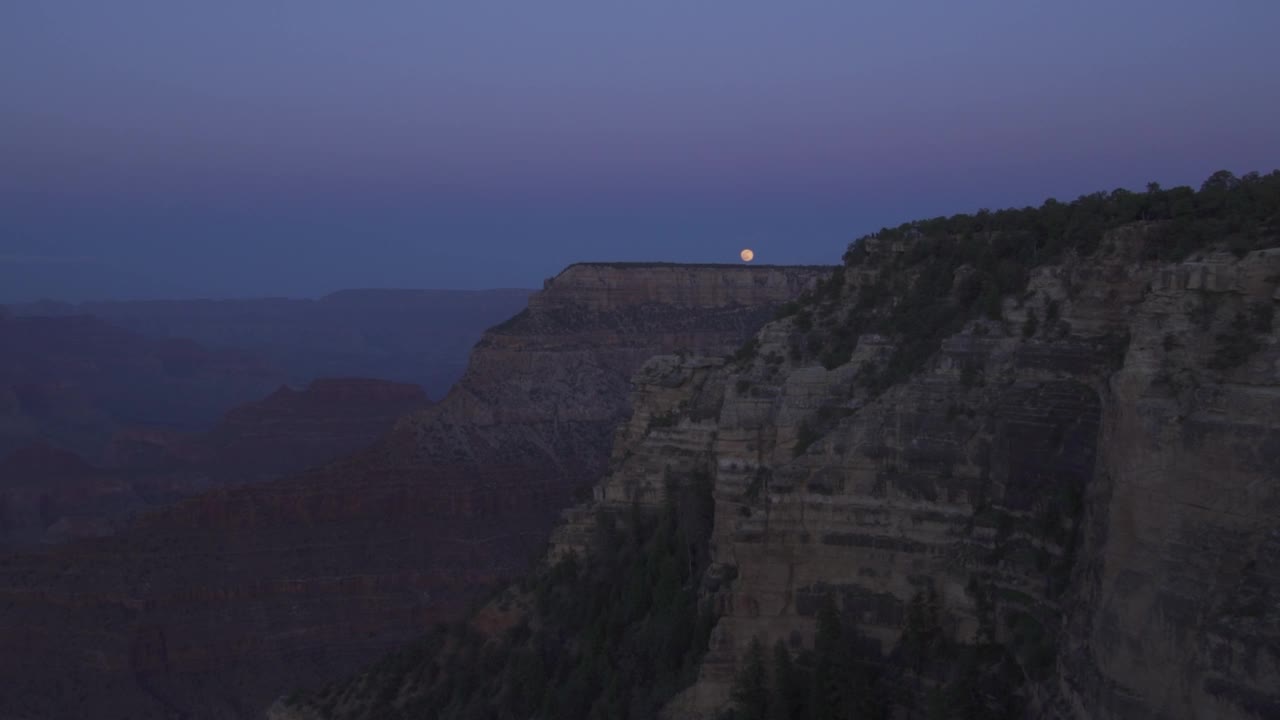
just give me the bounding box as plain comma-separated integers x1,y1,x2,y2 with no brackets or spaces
9,288,534,399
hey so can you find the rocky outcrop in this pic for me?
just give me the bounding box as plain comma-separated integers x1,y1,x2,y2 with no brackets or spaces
11,288,534,399
547,240,1280,719
0,263,827,720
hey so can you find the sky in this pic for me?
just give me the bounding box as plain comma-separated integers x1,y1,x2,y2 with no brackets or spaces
3,1,1280,300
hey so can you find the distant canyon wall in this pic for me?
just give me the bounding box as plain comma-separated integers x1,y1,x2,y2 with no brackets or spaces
0,263,829,720
10,288,533,400
0,378,430,549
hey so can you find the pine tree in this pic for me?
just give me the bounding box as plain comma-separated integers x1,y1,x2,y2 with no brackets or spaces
731,637,770,720
769,641,806,720
810,594,851,720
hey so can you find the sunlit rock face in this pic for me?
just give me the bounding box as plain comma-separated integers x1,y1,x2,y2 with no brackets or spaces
0,262,828,720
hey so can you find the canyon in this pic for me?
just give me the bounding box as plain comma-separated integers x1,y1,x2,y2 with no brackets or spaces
0,289,526,551
0,263,827,720
276,176,1280,720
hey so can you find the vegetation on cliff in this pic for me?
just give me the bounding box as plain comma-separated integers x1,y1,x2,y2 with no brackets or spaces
723,587,1034,720
773,169,1280,380
718,169,1278,719
723,596,893,720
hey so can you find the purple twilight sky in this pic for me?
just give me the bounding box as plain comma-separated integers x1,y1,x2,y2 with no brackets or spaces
3,1,1279,300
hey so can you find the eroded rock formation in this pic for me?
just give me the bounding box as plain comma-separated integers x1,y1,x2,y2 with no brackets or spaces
553,239,1279,719
270,176,1280,720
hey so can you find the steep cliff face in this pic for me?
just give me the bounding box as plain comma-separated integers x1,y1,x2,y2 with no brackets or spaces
567,240,1280,719
1060,254,1280,720
0,263,826,720
398,262,827,489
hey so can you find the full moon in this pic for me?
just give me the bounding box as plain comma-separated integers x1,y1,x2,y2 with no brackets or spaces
740,248,755,262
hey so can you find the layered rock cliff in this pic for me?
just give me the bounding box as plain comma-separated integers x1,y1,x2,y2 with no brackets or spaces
573,206,1280,718
0,263,826,720
277,172,1280,720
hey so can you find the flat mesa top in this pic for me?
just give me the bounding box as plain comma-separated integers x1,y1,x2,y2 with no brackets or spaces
560,261,837,271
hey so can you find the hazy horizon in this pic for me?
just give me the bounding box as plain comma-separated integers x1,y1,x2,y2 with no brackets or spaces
4,1,1280,301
